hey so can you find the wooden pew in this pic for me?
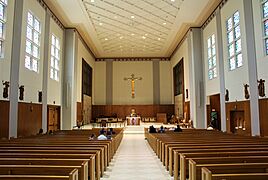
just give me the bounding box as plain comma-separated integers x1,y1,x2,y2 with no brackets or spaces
0,168,78,180
0,165,81,179
189,158,268,180
173,147,268,179
145,129,268,180
0,129,124,180
202,167,268,180
0,145,104,176
0,153,97,180
0,158,88,180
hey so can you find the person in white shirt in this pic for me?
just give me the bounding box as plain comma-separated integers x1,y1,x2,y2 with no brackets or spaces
97,132,107,140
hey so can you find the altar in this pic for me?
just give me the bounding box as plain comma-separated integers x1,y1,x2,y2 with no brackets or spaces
126,116,141,125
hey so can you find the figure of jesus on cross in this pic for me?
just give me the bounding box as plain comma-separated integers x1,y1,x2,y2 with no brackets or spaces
124,74,142,98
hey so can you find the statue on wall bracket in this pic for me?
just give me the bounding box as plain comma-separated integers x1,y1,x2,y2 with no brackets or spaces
19,85,24,101
225,89,229,101
243,84,250,99
258,79,265,97
2,81,9,99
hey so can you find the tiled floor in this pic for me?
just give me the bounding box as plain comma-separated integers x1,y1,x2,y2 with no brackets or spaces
101,133,173,180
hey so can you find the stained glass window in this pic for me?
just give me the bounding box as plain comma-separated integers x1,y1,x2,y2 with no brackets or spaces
207,34,217,80
235,39,242,53
234,26,241,39
229,57,236,70
263,1,268,18
50,34,60,81
266,38,268,54
0,0,7,58
237,54,243,67
25,12,41,72
226,11,242,70
262,0,268,55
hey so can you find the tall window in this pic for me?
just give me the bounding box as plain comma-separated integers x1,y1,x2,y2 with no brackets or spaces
226,11,242,71
261,0,268,55
207,34,217,80
25,12,41,72
50,34,60,81
0,0,7,58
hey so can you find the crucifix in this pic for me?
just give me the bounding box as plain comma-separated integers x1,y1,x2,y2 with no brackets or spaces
124,74,142,98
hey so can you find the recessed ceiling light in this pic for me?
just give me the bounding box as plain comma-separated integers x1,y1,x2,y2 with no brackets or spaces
105,38,108,41
142,36,146,39
119,36,123,39
158,38,161,40
163,22,166,25
99,22,103,26
171,0,175,2
91,0,95,2
131,15,135,19
131,33,135,36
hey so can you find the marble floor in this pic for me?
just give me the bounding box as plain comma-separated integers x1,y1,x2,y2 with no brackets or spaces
101,133,173,180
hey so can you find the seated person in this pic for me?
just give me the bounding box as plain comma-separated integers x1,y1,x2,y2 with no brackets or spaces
107,128,116,135
99,128,106,134
37,128,43,135
97,132,107,140
149,125,157,133
174,125,182,132
158,125,165,133
89,133,96,140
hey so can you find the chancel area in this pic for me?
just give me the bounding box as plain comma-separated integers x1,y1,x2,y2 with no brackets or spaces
1,0,268,179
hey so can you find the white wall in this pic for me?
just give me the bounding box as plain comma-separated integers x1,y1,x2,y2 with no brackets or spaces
170,38,190,102
94,61,106,105
202,17,220,101
0,0,15,101
76,38,95,103
159,61,172,104
113,61,153,105
47,18,64,105
18,0,46,103
221,0,249,102
252,0,268,98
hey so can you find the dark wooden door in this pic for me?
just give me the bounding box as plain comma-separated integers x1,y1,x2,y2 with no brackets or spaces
47,106,60,132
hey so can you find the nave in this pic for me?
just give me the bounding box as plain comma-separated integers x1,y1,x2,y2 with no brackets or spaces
101,133,172,180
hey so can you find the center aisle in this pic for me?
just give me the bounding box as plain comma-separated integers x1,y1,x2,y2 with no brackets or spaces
101,132,173,180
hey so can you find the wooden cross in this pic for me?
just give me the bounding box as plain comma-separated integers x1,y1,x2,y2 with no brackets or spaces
124,74,142,98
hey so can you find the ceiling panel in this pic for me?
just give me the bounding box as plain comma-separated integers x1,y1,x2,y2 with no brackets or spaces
44,0,220,58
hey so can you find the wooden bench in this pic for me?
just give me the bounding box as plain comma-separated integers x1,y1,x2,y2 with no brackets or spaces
202,167,268,180
0,168,78,180
0,153,97,180
0,158,89,180
0,145,104,176
189,158,268,180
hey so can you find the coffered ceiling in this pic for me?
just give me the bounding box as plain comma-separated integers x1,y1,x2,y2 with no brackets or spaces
44,0,221,58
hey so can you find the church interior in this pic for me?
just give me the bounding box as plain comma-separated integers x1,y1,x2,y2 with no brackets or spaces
1,0,268,179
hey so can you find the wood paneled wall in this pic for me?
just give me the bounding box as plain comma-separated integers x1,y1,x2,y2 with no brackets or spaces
184,101,190,121
225,100,251,136
18,102,42,137
77,102,82,123
259,98,268,137
92,104,174,120
0,100,9,139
